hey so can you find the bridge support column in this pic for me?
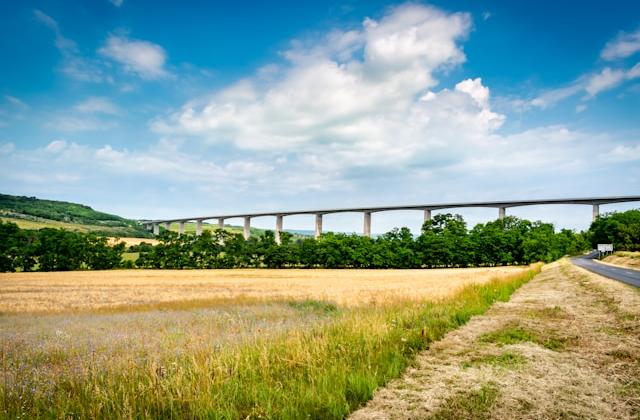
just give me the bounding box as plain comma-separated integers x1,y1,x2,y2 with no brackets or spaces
498,207,506,220
423,209,432,223
315,214,323,239
163,222,171,230
275,215,283,245
218,218,225,230
178,222,185,235
196,220,203,236
363,212,371,237
243,217,251,240
153,223,159,235
592,204,599,222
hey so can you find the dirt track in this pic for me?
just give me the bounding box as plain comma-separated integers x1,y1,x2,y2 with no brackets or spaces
350,260,640,419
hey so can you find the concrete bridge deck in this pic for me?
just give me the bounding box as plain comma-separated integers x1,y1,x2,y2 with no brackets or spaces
143,195,640,244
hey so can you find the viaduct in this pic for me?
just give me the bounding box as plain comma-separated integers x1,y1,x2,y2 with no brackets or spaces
143,196,640,244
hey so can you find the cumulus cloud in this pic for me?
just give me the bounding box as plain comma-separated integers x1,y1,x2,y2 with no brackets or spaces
153,3,482,170
601,28,640,60
146,3,638,197
99,35,170,79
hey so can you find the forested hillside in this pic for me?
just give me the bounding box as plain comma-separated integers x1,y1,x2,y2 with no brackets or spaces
0,193,151,237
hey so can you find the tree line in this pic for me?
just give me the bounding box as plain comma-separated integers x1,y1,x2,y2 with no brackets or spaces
135,214,588,269
3,209,638,272
0,222,124,272
588,209,640,251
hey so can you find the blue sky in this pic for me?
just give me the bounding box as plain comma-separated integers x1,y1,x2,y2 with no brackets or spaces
1,0,639,233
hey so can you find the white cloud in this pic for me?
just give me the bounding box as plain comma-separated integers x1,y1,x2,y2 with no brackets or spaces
628,62,640,79
585,67,626,97
75,97,120,115
44,139,68,153
601,28,640,60
109,0,124,7
525,61,640,108
99,35,170,79
154,3,476,166
147,3,634,194
607,144,640,162
455,78,490,107
528,83,583,108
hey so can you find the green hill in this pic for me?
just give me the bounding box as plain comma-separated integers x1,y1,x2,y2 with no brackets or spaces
0,193,309,239
0,193,152,238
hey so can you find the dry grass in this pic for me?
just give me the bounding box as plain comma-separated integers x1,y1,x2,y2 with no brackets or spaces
350,260,640,419
0,266,528,314
603,251,640,270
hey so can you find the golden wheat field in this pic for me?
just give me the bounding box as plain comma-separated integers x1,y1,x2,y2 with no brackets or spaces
107,237,160,247
0,265,540,418
0,266,529,313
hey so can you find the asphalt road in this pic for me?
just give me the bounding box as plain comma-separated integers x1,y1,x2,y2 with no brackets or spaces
571,253,640,288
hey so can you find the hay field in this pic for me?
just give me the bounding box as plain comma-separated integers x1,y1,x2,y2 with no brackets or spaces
0,266,528,314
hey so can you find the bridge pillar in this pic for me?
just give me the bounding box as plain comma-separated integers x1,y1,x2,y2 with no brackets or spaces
498,207,506,220
315,214,323,239
163,222,171,230
196,220,203,236
275,215,283,245
592,204,599,222
363,211,372,237
218,218,225,230
423,209,432,223
153,223,159,235
243,217,251,240
178,221,185,235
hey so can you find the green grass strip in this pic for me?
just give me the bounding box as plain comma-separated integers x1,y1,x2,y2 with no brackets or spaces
2,265,540,419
